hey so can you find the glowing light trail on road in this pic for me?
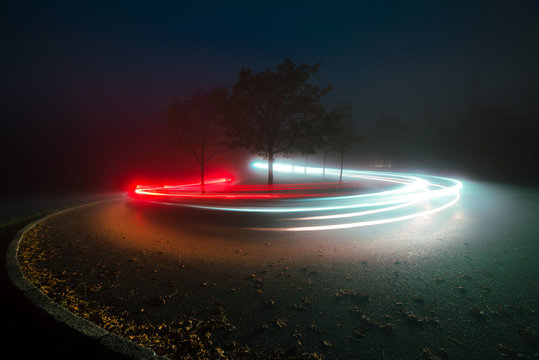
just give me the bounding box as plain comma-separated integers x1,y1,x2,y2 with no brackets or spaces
130,161,462,231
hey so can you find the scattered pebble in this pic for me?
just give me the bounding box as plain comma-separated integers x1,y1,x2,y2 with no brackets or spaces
469,306,486,320
335,289,369,302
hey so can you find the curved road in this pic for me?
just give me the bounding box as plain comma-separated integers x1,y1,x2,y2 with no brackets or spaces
5,180,539,359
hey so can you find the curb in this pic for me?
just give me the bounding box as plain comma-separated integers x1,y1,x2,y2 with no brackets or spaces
5,199,168,360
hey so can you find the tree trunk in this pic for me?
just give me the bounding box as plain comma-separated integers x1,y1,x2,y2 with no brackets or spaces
200,147,205,194
323,150,328,177
200,161,206,193
268,153,274,185
339,151,344,182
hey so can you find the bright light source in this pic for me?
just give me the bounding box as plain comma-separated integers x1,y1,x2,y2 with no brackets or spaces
130,160,462,231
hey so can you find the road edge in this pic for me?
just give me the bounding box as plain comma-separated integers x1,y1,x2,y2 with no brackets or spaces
5,199,168,360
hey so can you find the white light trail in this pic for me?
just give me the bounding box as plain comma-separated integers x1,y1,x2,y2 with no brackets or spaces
190,161,463,231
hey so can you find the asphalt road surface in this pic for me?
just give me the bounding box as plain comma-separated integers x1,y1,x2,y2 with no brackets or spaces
4,179,539,359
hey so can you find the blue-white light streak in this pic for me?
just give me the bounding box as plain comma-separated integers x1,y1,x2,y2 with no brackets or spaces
185,161,463,231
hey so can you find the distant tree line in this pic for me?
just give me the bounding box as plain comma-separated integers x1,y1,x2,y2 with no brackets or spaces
167,59,361,190
359,103,538,184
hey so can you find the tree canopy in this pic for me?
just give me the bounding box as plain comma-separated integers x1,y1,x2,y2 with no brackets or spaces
225,59,332,184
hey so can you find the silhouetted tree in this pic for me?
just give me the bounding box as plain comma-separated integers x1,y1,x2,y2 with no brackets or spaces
291,113,325,173
323,105,361,181
428,103,536,181
167,87,229,193
318,113,334,177
225,59,332,184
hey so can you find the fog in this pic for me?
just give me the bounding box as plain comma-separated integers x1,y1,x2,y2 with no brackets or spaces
1,1,538,196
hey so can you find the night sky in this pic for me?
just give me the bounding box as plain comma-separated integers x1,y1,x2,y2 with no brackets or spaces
2,1,538,195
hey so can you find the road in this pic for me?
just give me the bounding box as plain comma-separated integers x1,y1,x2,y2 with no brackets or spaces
6,179,539,359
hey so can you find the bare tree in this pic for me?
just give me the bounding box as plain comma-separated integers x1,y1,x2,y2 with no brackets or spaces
322,105,361,181
290,112,325,173
167,87,229,193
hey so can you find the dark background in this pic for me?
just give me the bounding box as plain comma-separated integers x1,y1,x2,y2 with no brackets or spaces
2,0,538,196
